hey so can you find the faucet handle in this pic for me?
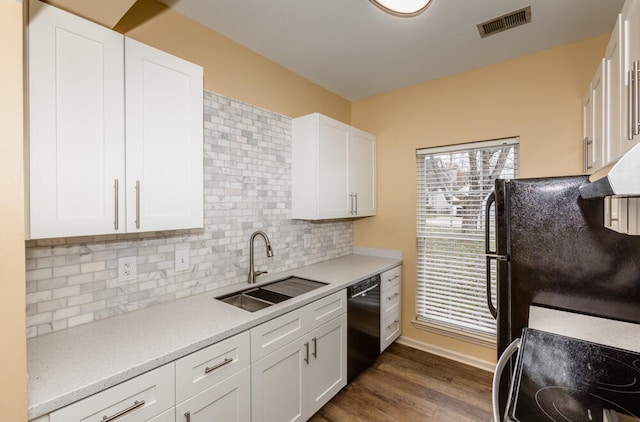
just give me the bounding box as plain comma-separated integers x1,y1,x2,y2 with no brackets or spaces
255,270,268,278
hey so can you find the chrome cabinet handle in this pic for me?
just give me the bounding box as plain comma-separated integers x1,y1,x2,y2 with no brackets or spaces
101,400,145,422
204,357,233,374
354,192,358,215
584,137,593,171
387,292,400,301
629,69,635,141
135,180,141,229
386,319,399,330
184,411,191,422
312,337,317,358
349,193,355,215
304,342,309,364
635,61,639,136
114,179,119,230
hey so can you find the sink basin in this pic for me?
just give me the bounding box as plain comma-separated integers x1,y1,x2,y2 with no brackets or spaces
216,276,327,312
260,276,327,297
219,292,273,312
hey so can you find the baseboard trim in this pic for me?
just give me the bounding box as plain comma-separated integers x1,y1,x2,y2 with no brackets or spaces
395,336,496,373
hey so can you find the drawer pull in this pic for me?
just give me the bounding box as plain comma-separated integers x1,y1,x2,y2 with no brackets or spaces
386,292,400,301
184,411,191,422
101,400,145,422
204,357,233,374
387,319,400,330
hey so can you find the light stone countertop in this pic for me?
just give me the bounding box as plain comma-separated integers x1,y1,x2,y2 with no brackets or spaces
27,252,402,420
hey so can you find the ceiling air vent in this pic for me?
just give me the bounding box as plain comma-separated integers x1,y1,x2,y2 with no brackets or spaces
477,6,532,38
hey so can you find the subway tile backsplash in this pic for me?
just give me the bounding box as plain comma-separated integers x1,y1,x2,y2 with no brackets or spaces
25,91,353,338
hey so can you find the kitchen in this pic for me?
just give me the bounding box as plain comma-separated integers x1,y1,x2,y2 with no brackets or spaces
0,0,634,420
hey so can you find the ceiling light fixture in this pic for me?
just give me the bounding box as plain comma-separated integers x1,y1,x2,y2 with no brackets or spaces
369,0,432,17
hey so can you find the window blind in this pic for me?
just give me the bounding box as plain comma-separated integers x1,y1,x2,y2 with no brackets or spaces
415,138,519,342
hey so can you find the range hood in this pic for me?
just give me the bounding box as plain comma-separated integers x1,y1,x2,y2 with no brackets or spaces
579,142,640,199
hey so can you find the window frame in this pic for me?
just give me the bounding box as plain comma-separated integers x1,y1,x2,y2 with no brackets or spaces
413,137,519,347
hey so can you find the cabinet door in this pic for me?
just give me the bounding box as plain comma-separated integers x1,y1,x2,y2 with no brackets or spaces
583,59,606,175
622,0,640,154
607,15,624,163
317,116,351,219
125,37,203,232
349,128,377,217
307,314,347,416
251,340,305,422
28,0,125,239
176,367,251,422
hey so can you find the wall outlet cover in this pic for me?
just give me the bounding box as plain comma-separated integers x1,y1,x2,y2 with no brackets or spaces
175,249,190,272
118,256,137,282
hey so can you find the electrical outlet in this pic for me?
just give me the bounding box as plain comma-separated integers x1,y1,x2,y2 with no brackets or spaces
303,234,311,248
175,249,190,272
118,256,137,281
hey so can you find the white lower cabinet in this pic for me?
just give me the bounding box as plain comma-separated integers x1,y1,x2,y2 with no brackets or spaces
251,290,347,422
175,331,251,422
251,314,347,422
380,265,402,352
175,367,251,422
148,408,175,422
49,363,175,422
35,291,348,422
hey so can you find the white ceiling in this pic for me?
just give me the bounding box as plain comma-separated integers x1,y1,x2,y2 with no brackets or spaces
160,0,624,101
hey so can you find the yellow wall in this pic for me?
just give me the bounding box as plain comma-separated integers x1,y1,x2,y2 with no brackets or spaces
113,0,351,123
0,0,27,419
351,34,609,363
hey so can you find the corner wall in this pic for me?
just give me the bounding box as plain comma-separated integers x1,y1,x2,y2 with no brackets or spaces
350,34,609,363
0,0,27,419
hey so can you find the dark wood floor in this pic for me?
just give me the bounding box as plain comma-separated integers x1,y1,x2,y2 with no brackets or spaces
309,343,494,422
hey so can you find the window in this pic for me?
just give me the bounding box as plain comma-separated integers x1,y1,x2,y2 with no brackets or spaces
415,138,519,345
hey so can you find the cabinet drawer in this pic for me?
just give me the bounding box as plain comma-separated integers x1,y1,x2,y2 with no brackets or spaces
381,283,401,317
307,290,347,331
381,312,401,352
176,367,251,422
176,331,250,403
251,306,306,362
380,266,401,291
50,363,174,422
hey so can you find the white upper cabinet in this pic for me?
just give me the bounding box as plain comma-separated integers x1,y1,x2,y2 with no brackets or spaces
606,15,623,163
28,0,125,238
27,0,203,239
622,0,640,155
349,128,377,217
125,38,203,233
583,60,606,173
292,113,377,220
583,0,640,173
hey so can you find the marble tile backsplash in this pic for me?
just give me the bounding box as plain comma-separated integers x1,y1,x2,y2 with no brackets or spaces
25,91,353,338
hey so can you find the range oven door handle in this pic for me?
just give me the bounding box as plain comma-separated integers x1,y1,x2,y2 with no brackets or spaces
492,338,521,422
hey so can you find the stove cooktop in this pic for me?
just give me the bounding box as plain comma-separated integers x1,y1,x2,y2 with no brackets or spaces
507,329,640,422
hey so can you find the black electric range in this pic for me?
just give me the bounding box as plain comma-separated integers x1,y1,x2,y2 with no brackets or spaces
506,329,640,422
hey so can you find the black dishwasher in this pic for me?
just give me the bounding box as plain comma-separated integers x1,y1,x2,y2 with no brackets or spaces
347,274,381,382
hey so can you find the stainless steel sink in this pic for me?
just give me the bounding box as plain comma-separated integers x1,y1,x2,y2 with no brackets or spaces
219,292,273,312
216,276,327,312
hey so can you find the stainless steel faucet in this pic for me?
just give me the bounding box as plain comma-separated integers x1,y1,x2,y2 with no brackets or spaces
248,230,274,284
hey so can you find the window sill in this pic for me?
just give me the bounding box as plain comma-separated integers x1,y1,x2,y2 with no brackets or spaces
411,319,496,348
